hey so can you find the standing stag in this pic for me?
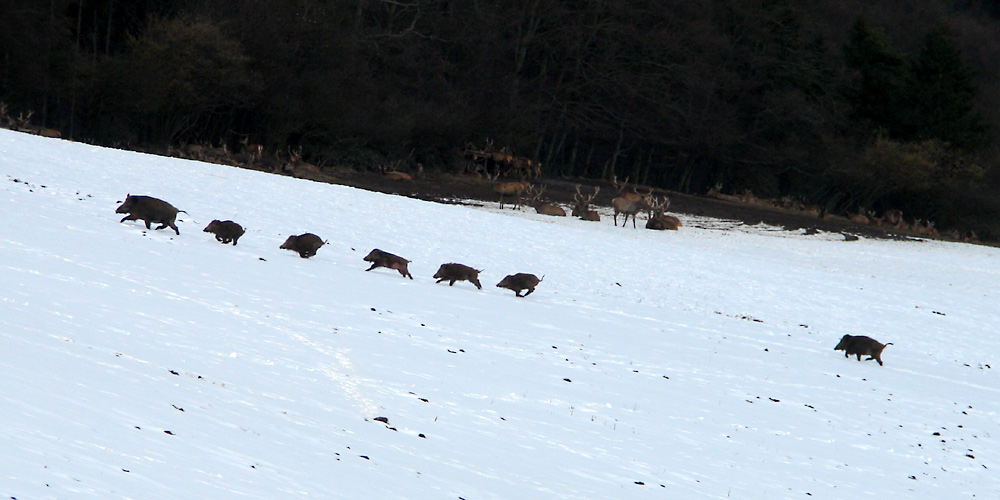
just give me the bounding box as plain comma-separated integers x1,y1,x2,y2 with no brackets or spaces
526,185,566,216
611,176,651,228
572,185,601,221
488,172,529,210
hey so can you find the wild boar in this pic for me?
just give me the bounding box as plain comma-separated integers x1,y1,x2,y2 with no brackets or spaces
115,194,185,235
433,263,483,289
203,220,245,245
834,334,893,366
363,248,413,279
496,273,543,297
280,233,325,258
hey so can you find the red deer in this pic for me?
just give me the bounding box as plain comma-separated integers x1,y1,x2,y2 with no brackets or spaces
203,220,245,245
239,137,264,166
834,334,892,366
572,185,600,221
611,176,651,228
913,219,938,237
848,211,869,225
645,196,681,231
380,162,413,181
707,183,744,203
115,194,186,235
488,172,528,210
496,273,542,297
526,185,566,216
363,249,413,279
433,263,483,289
883,209,903,226
382,170,412,181
12,110,61,138
282,147,321,177
280,233,326,258
866,210,883,226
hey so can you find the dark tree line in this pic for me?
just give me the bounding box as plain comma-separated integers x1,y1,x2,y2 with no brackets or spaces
2,0,999,238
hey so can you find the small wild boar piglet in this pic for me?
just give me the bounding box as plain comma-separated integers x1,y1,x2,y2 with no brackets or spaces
115,194,185,235
433,263,483,289
203,220,245,245
834,334,893,366
280,233,325,258
496,273,542,297
363,248,413,279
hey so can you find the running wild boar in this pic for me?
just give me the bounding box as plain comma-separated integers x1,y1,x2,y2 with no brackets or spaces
363,248,413,279
280,233,325,258
496,273,543,297
834,334,893,366
203,220,245,245
115,194,185,235
433,263,483,289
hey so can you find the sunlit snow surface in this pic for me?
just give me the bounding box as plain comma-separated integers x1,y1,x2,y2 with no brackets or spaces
1,129,997,499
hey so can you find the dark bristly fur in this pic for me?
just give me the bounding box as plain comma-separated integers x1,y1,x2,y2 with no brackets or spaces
203,220,244,245
433,263,483,289
115,194,185,235
280,233,325,258
496,273,542,297
834,334,893,366
363,248,413,279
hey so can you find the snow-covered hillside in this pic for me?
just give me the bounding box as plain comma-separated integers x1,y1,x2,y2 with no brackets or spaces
1,129,997,499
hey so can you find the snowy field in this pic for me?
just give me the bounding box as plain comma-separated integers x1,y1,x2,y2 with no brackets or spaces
1,128,998,499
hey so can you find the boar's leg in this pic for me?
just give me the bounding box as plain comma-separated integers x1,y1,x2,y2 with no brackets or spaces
471,279,482,290
522,287,535,297
448,280,456,286
156,222,180,235
365,262,380,271
399,269,413,279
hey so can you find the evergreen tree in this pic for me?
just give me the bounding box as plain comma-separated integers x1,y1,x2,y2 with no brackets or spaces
842,16,908,138
904,23,987,149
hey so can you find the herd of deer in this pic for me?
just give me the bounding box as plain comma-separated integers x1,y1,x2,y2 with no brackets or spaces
2,108,978,242
463,140,542,181
488,174,681,231
707,183,979,242
0,105,61,139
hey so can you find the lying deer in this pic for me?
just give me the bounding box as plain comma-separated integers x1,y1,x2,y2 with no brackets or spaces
526,185,566,216
572,185,600,222
645,196,681,230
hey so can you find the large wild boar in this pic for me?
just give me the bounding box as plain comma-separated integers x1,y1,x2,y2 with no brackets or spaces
496,273,542,297
363,249,413,279
280,233,325,258
115,194,185,235
433,263,483,289
834,334,893,366
203,220,245,245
